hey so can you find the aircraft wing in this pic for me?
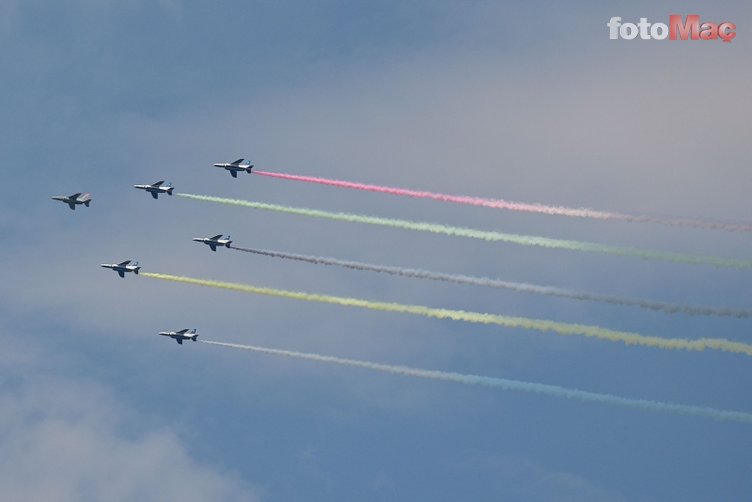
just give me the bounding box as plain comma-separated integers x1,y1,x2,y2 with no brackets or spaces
230,170,238,178
68,202,76,210
69,193,82,199
176,329,189,334
209,243,217,252
210,234,223,240
176,338,183,345
231,159,244,165
117,260,132,266
152,181,165,186
151,192,159,199
118,270,125,278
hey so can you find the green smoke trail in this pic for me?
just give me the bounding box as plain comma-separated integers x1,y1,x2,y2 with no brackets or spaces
176,193,752,269
200,340,752,424
141,273,752,358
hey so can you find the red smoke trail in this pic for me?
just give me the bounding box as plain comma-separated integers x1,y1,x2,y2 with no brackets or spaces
254,171,752,232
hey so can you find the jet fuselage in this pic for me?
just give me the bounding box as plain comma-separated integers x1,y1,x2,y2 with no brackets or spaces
159,330,198,344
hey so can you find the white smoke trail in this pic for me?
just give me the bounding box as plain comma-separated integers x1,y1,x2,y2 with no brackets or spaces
200,340,752,424
230,246,752,319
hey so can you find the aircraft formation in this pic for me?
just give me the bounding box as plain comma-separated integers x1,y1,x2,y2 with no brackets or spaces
53,158,242,344
49,157,752,424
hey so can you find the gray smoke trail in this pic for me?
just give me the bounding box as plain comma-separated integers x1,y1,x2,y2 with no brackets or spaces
200,340,752,424
230,246,752,319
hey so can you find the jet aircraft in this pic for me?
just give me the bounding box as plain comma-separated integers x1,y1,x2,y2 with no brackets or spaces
101,260,141,278
133,181,174,199
213,158,253,178
192,234,232,251
159,328,198,345
52,192,92,210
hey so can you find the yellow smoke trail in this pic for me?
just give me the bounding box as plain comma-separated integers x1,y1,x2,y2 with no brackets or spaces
200,340,752,424
141,273,752,358
176,193,752,270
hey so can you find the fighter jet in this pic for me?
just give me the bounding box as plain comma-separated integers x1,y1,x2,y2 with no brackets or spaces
213,158,254,178
51,192,92,210
100,260,141,278
192,234,232,251
133,181,174,199
158,328,198,345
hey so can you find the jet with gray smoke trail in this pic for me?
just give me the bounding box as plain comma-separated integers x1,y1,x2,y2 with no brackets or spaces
51,192,92,210
192,234,232,252
213,158,253,178
100,260,141,278
159,328,198,345
133,180,174,199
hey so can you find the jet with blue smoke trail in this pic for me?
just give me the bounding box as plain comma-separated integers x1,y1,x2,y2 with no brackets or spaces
159,328,198,345
200,340,752,424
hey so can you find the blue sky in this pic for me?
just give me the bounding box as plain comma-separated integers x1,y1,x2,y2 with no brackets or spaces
1,1,750,500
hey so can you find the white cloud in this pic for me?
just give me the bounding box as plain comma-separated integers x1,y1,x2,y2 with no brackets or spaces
0,331,259,502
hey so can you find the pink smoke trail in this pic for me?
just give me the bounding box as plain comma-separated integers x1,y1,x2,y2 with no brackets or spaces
253,171,752,232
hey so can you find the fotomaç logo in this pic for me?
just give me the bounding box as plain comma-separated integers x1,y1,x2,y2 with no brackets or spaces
608,15,736,43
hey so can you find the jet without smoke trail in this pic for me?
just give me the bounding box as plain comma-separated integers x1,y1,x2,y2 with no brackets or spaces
200,340,752,424
253,170,752,232
140,272,752,358
176,193,752,270
231,245,752,319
